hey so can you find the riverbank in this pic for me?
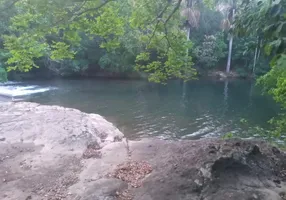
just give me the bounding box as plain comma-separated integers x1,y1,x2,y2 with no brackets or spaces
0,102,285,200
1,79,276,140
7,67,253,82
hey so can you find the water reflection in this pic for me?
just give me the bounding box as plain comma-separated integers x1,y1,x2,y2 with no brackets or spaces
7,79,279,140
223,79,229,115
180,81,188,109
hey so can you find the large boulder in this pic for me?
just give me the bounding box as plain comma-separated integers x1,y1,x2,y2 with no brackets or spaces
0,102,126,200
0,102,286,200
128,139,286,200
0,102,124,152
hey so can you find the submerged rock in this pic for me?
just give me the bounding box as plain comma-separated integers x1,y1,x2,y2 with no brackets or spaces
0,102,285,200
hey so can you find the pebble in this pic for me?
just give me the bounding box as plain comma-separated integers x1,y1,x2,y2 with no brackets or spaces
252,194,258,199
25,195,32,200
194,179,203,187
0,137,6,142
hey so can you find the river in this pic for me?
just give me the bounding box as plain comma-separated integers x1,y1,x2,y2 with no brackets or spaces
0,79,279,140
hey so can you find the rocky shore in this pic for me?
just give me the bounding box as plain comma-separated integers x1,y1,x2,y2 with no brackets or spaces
0,102,286,200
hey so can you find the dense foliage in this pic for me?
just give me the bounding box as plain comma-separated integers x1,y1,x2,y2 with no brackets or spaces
0,0,200,82
234,0,286,142
0,0,274,81
193,33,227,68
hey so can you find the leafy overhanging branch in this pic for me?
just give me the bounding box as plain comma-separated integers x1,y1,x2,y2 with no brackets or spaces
2,0,197,83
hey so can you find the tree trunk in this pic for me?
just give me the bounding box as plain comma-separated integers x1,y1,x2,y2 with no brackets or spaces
187,26,191,41
226,35,233,73
225,9,235,74
257,38,261,61
186,26,191,56
253,46,258,75
257,48,261,61
253,36,260,76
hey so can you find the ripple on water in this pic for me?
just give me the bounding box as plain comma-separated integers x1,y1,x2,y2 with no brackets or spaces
0,82,56,99
7,79,278,140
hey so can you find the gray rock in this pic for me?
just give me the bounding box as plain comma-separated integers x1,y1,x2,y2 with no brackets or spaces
0,102,125,200
0,102,124,152
128,139,286,200
0,103,286,200
82,178,128,200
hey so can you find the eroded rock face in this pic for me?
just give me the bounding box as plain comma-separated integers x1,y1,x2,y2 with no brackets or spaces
0,102,286,200
0,102,125,200
129,139,286,200
0,102,124,152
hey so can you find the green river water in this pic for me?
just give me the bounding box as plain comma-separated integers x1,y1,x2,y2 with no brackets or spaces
7,79,277,140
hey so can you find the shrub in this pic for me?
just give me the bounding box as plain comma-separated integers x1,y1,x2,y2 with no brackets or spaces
193,33,227,68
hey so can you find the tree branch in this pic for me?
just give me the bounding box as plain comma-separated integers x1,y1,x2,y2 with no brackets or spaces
1,0,20,10
52,0,113,26
149,3,170,24
71,0,88,14
164,0,183,24
74,0,114,17
148,1,179,47
148,20,161,47
164,25,177,53
0,0,21,13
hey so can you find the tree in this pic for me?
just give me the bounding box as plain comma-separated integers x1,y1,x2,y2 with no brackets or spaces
235,0,286,139
0,0,200,83
226,7,235,73
181,0,201,42
219,0,237,73
193,33,227,68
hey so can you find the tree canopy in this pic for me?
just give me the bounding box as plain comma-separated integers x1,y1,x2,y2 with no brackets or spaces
234,0,286,140
0,0,203,82
0,0,275,82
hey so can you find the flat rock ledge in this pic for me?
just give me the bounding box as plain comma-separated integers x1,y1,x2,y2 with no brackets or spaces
0,103,286,200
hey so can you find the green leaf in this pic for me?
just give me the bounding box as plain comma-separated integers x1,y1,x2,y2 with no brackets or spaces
276,22,286,36
51,42,74,61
